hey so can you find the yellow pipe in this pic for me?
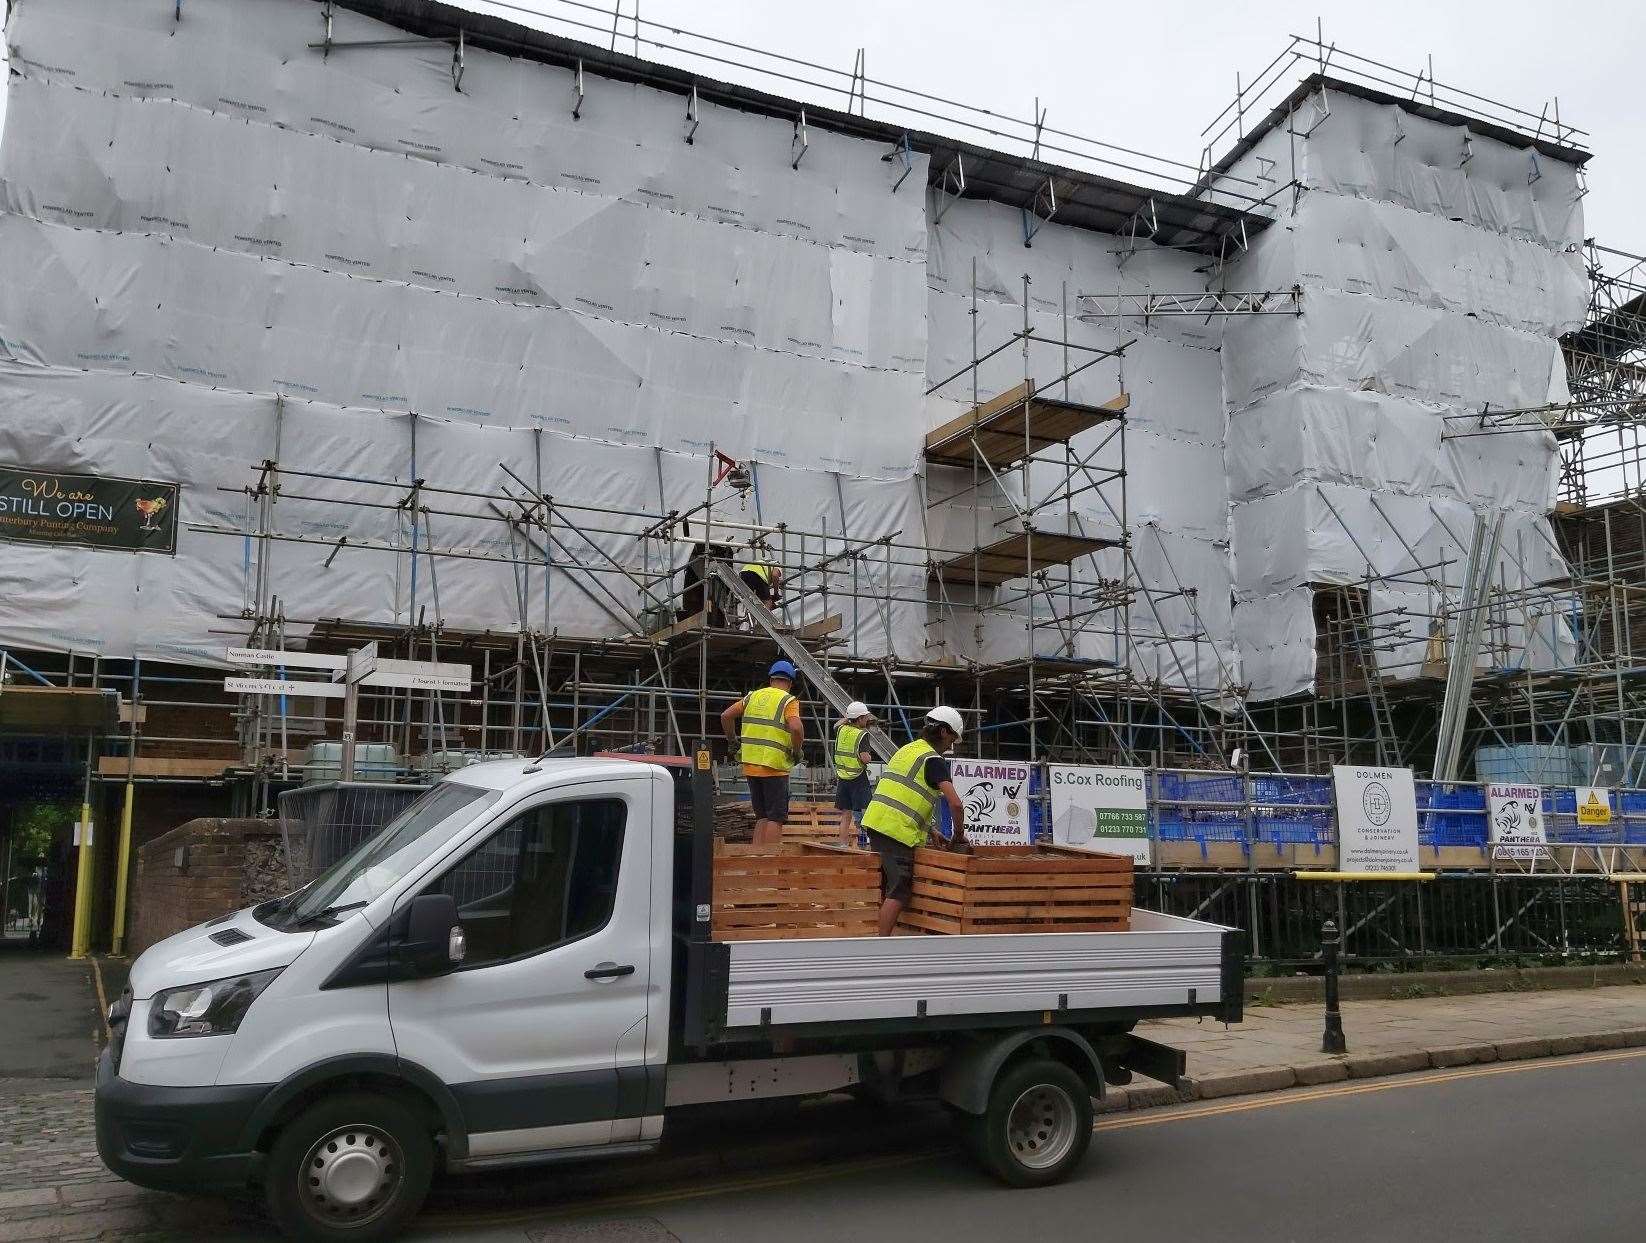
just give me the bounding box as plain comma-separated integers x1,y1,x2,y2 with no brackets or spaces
109,780,136,958
1294,871,1436,882
68,802,96,960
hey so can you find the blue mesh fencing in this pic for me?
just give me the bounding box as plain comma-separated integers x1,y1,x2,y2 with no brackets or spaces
1153,769,1248,859
1250,775,1333,851
1415,781,1488,847
1007,765,1642,857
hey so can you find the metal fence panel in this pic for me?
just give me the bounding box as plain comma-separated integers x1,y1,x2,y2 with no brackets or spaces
277,781,430,889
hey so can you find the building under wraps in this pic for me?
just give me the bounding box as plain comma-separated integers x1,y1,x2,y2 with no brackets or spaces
2,0,1646,952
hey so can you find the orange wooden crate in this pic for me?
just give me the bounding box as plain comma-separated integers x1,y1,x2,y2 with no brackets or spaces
899,845,1133,935
780,800,852,846
711,841,881,941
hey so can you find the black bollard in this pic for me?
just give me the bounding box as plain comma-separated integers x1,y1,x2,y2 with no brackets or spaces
1321,918,1347,1054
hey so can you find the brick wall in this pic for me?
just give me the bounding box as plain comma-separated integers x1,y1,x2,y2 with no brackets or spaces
129,818,291,955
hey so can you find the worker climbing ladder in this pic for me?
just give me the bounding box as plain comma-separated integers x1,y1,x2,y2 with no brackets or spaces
710,561,895,762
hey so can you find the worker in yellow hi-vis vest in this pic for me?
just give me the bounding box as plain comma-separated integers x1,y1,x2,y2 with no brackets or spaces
861,706,968,935
739,559,782,609
832,702,875,844
720,660,804,846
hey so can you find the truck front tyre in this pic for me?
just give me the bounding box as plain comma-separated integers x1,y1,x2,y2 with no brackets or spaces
265,1092,434,1242
960,1059,1093,1188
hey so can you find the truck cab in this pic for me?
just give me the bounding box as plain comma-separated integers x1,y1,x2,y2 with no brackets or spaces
100,759,675,1239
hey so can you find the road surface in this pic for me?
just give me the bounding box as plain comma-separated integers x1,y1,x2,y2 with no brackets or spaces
407,1048,1646,1242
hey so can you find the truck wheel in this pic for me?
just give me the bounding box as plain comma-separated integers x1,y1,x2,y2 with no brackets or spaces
960,1058,1093,1188
265,1092,434,1242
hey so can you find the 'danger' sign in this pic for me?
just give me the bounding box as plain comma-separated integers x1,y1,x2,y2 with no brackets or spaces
1332,765,1420,873
1576,786,1613,827
0,465,179,554
1047,765,1150,863
948,758,1031,846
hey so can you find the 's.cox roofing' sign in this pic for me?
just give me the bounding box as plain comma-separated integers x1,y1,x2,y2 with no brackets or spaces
0,465,179,555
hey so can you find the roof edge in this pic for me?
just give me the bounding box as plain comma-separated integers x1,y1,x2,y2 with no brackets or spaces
326,0,1268,255
1198,72,1592,196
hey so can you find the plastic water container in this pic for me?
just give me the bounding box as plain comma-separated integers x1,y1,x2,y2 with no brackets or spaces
1473,744,1575,787
302,742,401,784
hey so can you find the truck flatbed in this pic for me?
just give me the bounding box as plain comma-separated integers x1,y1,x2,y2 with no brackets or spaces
672,755,1240,1048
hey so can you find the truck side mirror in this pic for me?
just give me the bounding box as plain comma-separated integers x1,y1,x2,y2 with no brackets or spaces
399,893,464,976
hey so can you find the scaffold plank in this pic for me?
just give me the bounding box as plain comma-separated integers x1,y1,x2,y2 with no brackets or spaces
929,529,1118,587
924,383,1128,469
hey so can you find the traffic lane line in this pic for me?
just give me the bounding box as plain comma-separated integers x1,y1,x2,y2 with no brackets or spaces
417,1047,1646,1233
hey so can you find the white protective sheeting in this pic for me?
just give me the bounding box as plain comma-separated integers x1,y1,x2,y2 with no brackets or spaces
0,0,929,478
0,0,933,660
0,359,928,662
1227,386,1559,513
1236,192,1587,336
1208,84,1584,252
1222,89,1583,700
0,0,1587,707
1296,88,1584,251
1223,288,1573,416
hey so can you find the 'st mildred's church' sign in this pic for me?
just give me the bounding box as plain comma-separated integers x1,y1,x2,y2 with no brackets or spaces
0,465,179,555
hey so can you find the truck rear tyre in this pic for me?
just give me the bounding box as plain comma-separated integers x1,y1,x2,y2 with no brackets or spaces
265,1092,434,1242
960,1058,1093,1188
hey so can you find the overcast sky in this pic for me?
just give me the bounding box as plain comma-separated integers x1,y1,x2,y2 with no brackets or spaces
0,1,1639,252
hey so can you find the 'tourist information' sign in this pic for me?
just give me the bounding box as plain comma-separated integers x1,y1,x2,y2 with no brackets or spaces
0,466,179,554
1047,765,1151,863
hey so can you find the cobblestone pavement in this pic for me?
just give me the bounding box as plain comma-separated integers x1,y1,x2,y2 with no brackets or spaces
3,982,1644,1241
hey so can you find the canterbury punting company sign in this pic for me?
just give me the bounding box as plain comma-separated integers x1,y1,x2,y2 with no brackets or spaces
0,466,179,554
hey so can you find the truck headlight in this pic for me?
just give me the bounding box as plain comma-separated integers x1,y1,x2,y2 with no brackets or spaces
147,968,283,1039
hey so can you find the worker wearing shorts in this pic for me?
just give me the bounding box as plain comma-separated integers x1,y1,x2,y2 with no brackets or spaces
861,706,968,935
832,703,875,844
721,660,804,847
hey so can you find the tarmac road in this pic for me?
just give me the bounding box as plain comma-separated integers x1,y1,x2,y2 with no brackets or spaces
409,1048,1646,1243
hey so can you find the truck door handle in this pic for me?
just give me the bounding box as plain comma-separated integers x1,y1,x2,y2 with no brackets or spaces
585,963,635,981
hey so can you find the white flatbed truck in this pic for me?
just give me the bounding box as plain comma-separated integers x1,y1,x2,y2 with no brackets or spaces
96,750,1241,1241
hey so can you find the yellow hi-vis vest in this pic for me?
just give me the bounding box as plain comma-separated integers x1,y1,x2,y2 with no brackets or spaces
861,739,940,847
739,685,796,772
833,724,867,780
740,562,772,586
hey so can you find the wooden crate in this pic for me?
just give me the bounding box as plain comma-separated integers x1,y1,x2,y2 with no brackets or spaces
781,800,851,846
899,845,1133,935
711,841,881,941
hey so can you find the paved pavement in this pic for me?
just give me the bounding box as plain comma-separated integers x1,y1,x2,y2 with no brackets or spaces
1104,982,1646,1106
0,948,99,1082
2,980,1644,1240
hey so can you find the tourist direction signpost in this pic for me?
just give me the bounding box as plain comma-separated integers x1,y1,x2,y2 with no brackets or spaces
224,645,472,779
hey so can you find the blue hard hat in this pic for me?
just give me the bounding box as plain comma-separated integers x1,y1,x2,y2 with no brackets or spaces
769,660,797,679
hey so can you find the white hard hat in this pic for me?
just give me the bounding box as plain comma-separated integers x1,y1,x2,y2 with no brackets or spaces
925,705,964,739
844,702,870,721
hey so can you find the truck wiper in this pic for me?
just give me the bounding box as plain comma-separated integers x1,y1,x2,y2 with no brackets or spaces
293,900,369,928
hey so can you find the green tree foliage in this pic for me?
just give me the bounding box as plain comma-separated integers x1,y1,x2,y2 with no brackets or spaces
9,801,75,862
